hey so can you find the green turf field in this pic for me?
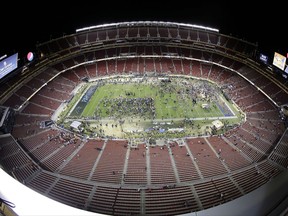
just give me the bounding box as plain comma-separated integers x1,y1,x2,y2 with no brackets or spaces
79,79,228,119
61,76,244,139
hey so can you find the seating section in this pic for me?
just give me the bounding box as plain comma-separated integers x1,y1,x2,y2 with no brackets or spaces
269,129,288,168
90,140,127,184
186,138,228,178
0,134,40,183
124,144,147,184
58,139,105,180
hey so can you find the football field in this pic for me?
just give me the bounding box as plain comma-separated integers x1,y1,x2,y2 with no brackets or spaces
80,80,229,119
63,76,243,138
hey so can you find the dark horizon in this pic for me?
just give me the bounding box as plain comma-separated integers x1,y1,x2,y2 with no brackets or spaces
1,5,287,59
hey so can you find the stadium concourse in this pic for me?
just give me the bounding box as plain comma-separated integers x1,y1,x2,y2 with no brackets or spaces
0,21,288,216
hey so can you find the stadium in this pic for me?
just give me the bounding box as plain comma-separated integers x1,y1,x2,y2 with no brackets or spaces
0,21,288,216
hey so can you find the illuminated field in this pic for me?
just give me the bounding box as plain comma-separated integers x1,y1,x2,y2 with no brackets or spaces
59,76,244,139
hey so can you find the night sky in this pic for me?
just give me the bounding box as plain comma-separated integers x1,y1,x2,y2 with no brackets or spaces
1,4,287,61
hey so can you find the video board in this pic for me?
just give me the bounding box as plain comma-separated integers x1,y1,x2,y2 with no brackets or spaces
0,53,18,80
